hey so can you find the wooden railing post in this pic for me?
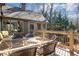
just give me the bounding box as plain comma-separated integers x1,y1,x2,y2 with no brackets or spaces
68,31,74,55
42,32,45,39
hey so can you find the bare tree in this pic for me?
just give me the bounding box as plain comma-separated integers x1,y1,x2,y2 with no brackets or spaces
72,3,79,30
76,4,79,30
41,3,54,29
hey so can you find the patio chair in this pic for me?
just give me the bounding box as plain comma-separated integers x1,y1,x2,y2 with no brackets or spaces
9,46,37,56
0,31,13,41
0,40,9,51
37,41,57,56
0,33,3,41
1,31,9,38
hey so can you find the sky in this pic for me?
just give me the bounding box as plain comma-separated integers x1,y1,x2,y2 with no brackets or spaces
6,3,37,11
6,3,20,7
6,3,79,17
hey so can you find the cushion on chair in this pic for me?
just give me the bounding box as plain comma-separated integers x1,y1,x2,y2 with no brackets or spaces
1,31,9,38
0,33,3,40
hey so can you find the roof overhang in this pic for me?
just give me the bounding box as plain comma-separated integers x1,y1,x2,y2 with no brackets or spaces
0,15,48,24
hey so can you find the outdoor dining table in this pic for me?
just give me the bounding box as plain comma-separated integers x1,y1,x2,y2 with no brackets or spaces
0,39,38,56
0,36,55,56
26,36,57,56
26,36,55,44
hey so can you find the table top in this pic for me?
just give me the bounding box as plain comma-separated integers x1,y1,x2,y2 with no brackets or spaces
0,36,55,54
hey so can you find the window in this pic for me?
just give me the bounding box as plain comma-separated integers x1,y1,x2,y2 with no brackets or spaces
30,24,34,31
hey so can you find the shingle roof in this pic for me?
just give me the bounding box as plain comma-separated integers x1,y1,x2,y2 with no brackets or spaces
6,11,45,21
0,6,45,22
1,5,12,11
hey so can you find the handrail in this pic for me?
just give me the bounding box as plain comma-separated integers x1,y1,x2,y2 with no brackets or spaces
33,30,68,35
33,30,79,36
33,30,76,55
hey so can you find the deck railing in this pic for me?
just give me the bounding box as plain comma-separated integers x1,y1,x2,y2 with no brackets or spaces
33,29,79,55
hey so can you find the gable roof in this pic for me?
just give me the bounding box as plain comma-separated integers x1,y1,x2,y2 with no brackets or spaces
6,11,45,21
0,6,45,22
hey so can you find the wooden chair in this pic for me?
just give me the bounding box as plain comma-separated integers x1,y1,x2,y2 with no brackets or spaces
9,46,37,56
37,41,57,56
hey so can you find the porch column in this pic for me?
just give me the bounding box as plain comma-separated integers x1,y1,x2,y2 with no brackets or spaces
33,23,37,36
21,21,24,32
34,22,37,30
41,24,43,30
22,21,24,32
10,20,11,33
28,21,30,32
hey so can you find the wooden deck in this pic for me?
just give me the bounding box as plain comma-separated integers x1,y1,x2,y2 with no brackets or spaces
1,30,79,56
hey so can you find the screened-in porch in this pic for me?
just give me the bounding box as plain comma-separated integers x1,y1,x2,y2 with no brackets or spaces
0,16,48,34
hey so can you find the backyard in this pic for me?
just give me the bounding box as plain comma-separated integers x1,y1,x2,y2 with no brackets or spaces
0,3,79,56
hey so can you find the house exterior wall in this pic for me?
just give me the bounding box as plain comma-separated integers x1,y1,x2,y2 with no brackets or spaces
0,19,47,34
27,22,47,33
23,21,28,33
23,21,47,33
